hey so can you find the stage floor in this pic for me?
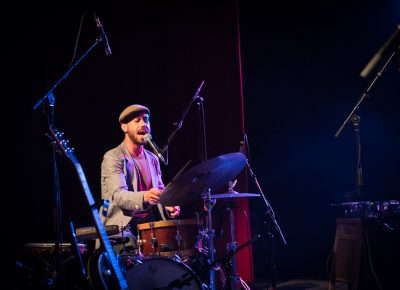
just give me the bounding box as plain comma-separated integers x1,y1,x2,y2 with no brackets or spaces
254,279,348,290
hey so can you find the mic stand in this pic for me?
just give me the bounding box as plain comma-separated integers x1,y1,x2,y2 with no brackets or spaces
246,160,287,245
33,39,101,290
197,96,207,162
334,51,396,139
245,158,287,290
45,96,66,290
351,114,363,199
162,80,205,163
334,46,396,202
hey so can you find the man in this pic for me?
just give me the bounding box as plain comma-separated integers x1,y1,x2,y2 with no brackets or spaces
99,104,180,253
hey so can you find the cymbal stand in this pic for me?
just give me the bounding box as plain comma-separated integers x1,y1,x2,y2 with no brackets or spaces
226,201,241,290
215,180,241,290
210,234,261,288
203,187,217,290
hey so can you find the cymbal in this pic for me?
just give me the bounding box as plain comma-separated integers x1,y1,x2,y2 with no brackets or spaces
160,152,246,206
211,191,260,199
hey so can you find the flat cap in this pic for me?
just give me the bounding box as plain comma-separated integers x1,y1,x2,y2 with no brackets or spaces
119,104,150,123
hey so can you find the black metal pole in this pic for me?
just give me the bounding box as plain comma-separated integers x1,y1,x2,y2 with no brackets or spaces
196,96,207,162
46,96,66,290
34,39,102,289
351,114,364,199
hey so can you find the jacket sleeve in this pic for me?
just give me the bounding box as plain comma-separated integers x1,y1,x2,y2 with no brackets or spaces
101,151,146,212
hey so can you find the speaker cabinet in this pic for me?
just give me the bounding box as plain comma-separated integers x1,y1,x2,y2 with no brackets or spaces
329,218,362,290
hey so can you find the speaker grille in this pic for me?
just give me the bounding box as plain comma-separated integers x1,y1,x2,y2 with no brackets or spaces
330,218,362,290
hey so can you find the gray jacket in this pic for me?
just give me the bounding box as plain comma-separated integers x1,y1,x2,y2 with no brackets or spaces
99,141,167,229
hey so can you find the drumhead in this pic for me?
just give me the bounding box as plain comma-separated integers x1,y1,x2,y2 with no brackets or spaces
125,256,204,290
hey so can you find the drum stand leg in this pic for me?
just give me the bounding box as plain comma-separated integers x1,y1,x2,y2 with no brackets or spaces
203,188,216,290
211,232,261,290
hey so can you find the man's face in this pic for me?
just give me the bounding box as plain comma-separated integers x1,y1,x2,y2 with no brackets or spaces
124,113,151,145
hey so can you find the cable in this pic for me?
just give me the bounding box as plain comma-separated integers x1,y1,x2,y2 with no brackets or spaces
240,277,251,290
69,10,89,67
325,247,333,279
364,221,384,290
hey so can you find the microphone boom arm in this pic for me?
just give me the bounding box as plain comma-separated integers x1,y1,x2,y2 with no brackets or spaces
334,50,396,138
162,80,205,163
33,39,101,111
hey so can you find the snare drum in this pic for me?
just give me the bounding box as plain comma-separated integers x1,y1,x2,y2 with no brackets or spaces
137,219,200,258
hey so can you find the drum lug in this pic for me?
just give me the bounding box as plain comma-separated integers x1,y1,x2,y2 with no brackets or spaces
149,222,157,249
137,219,199,257
150,237,157,249
175,230,182,247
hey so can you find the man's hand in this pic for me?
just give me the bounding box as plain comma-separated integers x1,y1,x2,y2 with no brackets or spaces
165,206,181,218
143,188,162,205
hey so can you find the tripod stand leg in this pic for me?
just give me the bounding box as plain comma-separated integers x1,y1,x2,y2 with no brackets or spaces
68,220,87,281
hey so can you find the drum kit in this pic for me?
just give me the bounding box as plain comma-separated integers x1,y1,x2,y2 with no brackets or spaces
21,152,261,289
79,152,260,290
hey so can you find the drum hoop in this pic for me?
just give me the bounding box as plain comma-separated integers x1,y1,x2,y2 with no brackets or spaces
137,218,199,230
126,255,203,289
154,249,197,257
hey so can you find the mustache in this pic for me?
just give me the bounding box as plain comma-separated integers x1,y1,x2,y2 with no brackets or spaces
138,127,150,133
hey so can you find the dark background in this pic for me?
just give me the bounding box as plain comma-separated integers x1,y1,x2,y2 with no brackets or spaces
8,0,400,289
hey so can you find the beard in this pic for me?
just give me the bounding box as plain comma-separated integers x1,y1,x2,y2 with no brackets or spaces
127,131,147,145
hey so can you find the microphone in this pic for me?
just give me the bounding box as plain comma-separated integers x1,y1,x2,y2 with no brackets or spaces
192,80,205,101
360,24,400,78
93,11,112,55
144,134,167,165
239,133,247,154
239,140,245,154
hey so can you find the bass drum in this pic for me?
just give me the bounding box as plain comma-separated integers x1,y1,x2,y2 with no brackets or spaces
86,250,141,290
125,256,206,290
